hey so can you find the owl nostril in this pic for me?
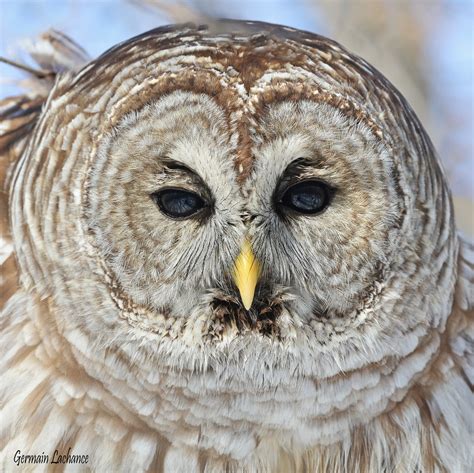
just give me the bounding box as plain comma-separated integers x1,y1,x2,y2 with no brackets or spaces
240,212,257,224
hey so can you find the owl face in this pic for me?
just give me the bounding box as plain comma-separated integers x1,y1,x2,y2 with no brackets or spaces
87,88,399,344
11,22,453,388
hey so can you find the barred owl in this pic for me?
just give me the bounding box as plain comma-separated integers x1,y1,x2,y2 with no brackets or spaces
0,21,473,472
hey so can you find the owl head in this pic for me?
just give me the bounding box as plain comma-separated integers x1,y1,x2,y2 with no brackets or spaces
10,21,456,383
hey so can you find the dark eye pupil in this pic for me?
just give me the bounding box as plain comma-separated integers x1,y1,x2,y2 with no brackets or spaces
152,189,205,218
279,181,330,214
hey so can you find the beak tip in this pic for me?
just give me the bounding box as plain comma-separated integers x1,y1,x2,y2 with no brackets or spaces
239,291,253,310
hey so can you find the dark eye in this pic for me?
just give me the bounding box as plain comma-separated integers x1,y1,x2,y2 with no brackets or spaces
151,188,206,219
278,180,331,215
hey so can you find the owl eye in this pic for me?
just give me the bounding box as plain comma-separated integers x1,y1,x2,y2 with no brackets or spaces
151,188,206,219
278,180,331,215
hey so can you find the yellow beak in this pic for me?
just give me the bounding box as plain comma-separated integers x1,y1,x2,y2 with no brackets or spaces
233,239,261,310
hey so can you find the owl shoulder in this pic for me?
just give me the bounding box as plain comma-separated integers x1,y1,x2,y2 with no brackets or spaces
0,30,89,311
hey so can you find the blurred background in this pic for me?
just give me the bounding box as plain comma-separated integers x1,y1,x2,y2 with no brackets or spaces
0,0,472,234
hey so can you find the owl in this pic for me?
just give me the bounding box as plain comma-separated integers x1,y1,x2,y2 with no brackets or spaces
0,21,473,472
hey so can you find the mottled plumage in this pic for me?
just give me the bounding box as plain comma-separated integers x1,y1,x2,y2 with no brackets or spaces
0,21,473,472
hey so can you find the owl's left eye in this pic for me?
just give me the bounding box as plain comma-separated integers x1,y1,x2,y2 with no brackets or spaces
277,180,332,215
151,188,206,219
